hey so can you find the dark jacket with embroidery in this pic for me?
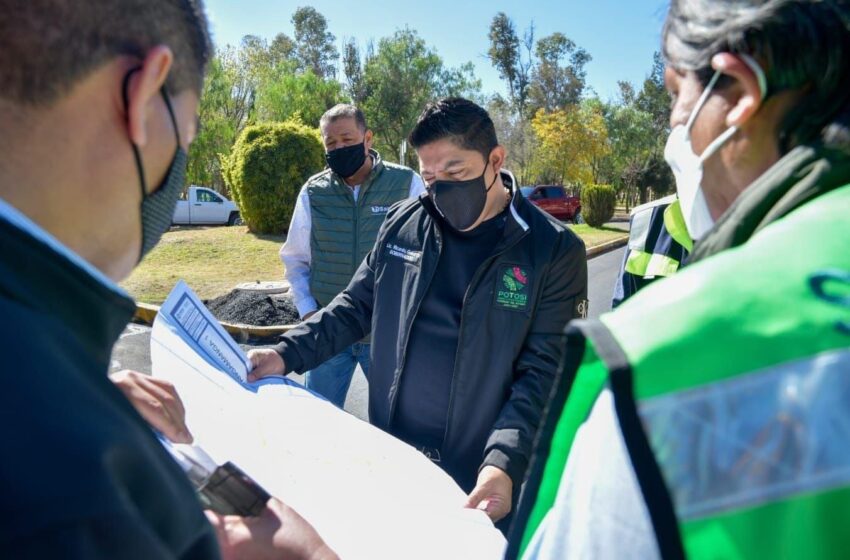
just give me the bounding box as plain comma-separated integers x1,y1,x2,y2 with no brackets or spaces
275,174,587,492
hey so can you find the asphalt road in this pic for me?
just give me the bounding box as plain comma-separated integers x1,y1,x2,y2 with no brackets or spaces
110,246,627,422
588,246,625,319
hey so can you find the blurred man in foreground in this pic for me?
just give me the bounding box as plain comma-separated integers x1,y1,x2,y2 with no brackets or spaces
510,0,850,558
0,1,334,557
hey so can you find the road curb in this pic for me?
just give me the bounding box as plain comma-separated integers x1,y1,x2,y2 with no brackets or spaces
586,236,628,259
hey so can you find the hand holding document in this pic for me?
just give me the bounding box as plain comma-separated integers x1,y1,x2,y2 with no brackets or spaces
151,281,506,560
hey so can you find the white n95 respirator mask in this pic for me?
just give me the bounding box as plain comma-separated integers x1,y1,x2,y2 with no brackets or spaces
664,54,767,241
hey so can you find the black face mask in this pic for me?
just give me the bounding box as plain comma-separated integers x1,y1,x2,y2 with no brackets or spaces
326,142,367,178
123,69,188,262
429,161,498,231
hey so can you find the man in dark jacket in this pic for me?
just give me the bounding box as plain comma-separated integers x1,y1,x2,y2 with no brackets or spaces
249,98,588,525
0,1,334,558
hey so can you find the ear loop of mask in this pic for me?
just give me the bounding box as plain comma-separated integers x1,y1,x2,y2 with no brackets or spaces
687,53,768,164
484,160,499,192
121,68,182,200
122,68,147,202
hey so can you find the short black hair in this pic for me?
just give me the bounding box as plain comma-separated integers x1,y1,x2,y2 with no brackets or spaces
0,0,212,106
320,104,368,133
408,98,499,161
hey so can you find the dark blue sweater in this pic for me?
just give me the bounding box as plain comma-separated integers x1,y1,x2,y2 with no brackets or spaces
393,210,507,477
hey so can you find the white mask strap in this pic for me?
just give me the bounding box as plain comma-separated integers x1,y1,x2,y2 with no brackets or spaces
699,125,739,163
691,54,768,163
739,53,768,102
685,70,721,132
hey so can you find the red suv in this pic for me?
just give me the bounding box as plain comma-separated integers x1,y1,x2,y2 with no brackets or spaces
521,185,582,223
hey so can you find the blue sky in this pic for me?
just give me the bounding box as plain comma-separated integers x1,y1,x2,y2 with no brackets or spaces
204,0,671,101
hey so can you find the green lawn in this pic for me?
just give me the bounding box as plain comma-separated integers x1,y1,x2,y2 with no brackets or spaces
569,224,628,248
122,226,286,305
123,223,627,304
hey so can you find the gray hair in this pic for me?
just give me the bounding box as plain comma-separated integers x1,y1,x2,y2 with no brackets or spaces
663,0,850,154
320,104,368,132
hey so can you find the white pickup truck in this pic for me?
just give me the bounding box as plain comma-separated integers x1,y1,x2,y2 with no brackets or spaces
173,186,242,226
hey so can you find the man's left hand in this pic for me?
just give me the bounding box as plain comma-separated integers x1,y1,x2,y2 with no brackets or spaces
110,370,193,444
465,465,513,522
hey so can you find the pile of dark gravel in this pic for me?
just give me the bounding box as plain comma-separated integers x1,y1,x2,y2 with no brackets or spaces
205,290,300,326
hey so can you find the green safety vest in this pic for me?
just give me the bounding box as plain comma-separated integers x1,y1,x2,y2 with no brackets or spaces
510,184,850,559
624,195,692,280
307,151,413,307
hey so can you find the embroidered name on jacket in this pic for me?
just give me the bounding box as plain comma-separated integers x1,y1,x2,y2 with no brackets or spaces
495,265,531,311
385,243,421,264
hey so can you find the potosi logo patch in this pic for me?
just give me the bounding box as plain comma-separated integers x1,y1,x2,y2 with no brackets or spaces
496,265,531,311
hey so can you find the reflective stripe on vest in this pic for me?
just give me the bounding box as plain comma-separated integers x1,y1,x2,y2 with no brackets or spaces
663,200,693,253
641,346,850,523
623,197,689,279
625,250,680,278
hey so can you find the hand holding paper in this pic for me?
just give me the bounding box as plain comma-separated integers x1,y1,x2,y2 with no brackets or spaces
149,281,507,559
246,348,287,380
111,369,193,444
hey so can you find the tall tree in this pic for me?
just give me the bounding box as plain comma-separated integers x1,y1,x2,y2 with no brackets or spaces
360,28,480,165
597,52,674,208
342,37,367,104
617,81,637,106
527,32,591,112
636,52,669,132
487,95,536,185
487,13,534,119
269,33,296,66
186,57,238,192
530,103,610,186
634,51,674,203
437,62,482,101
292,7,339,79
605,104,654,205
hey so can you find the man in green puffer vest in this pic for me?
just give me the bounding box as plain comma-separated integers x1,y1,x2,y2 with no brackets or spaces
509,1,850,558
281,104,425,407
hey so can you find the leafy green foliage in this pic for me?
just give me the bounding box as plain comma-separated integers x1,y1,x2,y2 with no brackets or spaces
528,32,591,113
186,58,238,193
222,122,324,234
358,28,480,167
581,184,616,227
253,62,346,125
291,6,339,78
604,52,674,206
187,19,343,193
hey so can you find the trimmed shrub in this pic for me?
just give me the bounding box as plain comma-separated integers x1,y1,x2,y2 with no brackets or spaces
222,121,324,234
581,183,616,227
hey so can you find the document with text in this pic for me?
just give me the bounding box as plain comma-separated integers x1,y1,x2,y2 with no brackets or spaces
151,281,506,560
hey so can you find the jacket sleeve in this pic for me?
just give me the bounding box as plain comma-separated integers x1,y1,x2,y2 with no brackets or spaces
273,223,383,374
481,233,588,487
280,186,319,318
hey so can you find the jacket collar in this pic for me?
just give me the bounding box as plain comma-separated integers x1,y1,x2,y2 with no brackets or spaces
691,144,850,262
0,217,136,366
